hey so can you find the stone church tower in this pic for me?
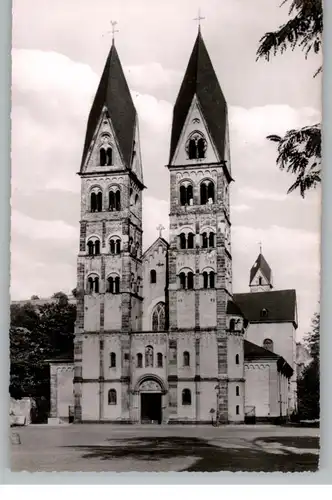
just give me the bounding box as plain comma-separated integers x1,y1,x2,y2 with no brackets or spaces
73,40,145,422
167,29,242,423
73,30,246,424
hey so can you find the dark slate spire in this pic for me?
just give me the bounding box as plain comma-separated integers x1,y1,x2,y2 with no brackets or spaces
169,30,228,164
80,43,136,171
250,253,272,284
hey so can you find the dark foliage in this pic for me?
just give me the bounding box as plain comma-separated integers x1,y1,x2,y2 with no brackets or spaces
10,297,76,407
257,0,322,197
297,312,320,420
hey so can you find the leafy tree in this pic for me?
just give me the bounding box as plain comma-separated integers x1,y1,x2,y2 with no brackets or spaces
257,0,322,197
30,295,40,300
10,297,76,407
297,312,320,419
52,291,69,306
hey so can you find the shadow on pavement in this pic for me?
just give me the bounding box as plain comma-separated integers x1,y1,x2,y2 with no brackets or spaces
64,436,319,472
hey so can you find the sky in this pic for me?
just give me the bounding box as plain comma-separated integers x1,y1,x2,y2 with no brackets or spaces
11,0,322,339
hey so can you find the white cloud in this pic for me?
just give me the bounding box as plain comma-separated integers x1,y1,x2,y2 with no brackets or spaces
11,210,77,241
238,187,288,202
231,203,252,212
125,63,181,91
229,105,321,145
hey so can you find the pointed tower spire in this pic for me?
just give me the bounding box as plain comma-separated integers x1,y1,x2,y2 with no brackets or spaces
80,42,136,173
168,30,229,172
249,252,273,293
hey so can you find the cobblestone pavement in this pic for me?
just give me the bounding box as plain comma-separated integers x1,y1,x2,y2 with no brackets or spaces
10,424,320,473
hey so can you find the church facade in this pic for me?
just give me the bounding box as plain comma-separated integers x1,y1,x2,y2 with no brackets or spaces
48,30,298,425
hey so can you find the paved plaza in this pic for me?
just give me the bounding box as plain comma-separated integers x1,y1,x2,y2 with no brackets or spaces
10,424,319,473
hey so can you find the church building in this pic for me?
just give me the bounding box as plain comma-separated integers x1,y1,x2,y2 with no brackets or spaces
48,29,298,425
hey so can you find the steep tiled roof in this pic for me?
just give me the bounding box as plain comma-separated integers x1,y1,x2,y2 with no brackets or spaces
226,300,244,317
250,253,272,283
234,289,297,326
80,43,136,170
244,340,279,360
169,30,228,165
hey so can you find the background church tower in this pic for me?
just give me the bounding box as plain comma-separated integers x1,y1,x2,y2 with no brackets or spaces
249,252,273,293
73,40,145,422
167,29,235,423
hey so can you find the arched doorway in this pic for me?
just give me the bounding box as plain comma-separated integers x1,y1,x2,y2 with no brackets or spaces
139,379,163,424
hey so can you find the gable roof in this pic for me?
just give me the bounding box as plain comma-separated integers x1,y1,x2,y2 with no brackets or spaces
233,289,297,326
169,30,228,166
80,43,136,171
142,237,169,260
250,253,272,284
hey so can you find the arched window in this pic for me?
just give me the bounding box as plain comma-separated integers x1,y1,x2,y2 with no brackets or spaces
114,276,120,294
106,147,113,166
107,276,114,293
150,269,157,284
108,389,117,405
197,137,206,159
180,185,187,206
183,351,190,367
236,386,240,396
187,233,195,249
107,275,120,294
96,192,102,212
235,354,240,365
179,272,186,289
88,277,94,293
207,181,215,203
145,345,154,367
180,183,194,206
115,190,121,211
110,352,116,368
202,232,208,249
179,233,186,249
263,338,274,352
229,319,236,331
87,275,99,293
203,271,209,289
236,405,240,415
152,302,165,332
87,240,94,256
186,132,206,160
258,277,262,285
87,238,100,256
135,193,139,205
200,180,215,205
137,353,143,368
109,237,121,255
209,232,215,248
90,190,103,212
109,189,121,211
209,271,215,289
94,240,100,255
182,389,191,405
187,272,194,290
188,139,196,160
100,148,106,166
200,183,207,205
260,308,268,318
157,352,163,368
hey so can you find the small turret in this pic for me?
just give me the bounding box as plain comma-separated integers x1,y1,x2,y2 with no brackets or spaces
249,253,273,293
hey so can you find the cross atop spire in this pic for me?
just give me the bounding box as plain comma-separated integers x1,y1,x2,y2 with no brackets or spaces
156,224,165,238
259,241,262,254
103,20,119,44
193,8,205,32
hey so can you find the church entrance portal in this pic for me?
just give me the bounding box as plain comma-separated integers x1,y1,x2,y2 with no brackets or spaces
139,379,163,424
141,393,162,424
